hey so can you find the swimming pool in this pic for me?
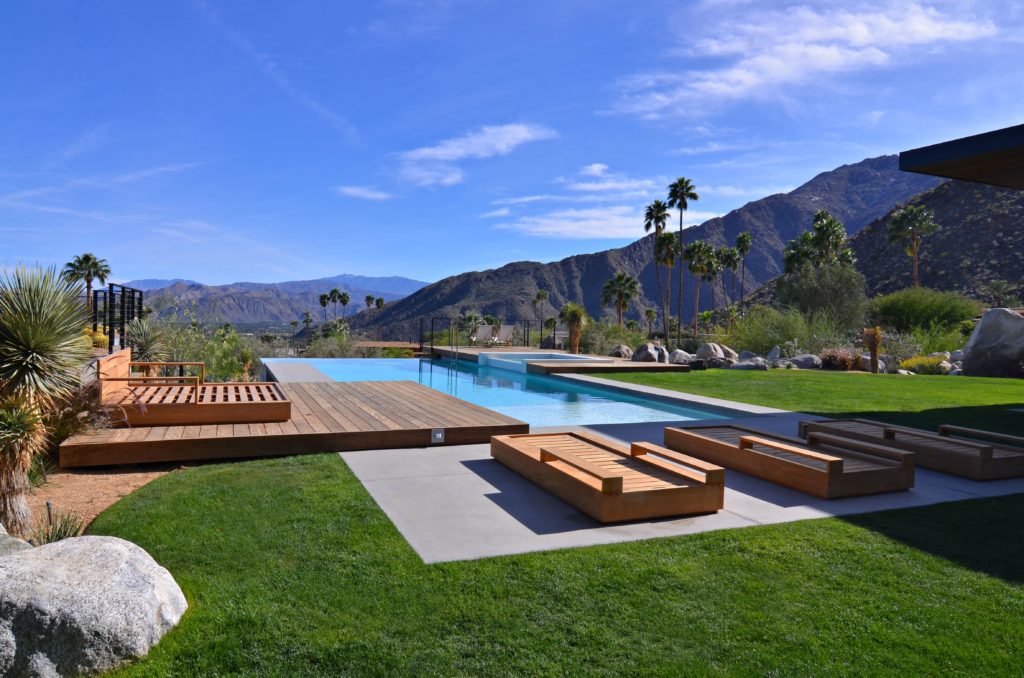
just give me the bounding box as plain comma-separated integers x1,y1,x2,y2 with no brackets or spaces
263,358,733,427
476,351,611,373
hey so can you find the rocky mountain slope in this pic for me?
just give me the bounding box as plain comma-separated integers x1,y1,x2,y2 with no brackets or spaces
359,155,940,335
850,180,1024,296
146,274,429,323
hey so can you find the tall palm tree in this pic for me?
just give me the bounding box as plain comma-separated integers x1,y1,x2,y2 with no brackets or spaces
319,293,330,322
716,246,739,305
887,204,939,287
643,308,657,338
667,177,699,346
0,267,90,536
329,288,342,319
981,279,1018,307
656,231,676,336
601,273,640,328
365,294,375,315
375,297,384,314
643,200,671,340
62,253,111,314
684,240,714,339
302,311,313,333
532,290,548,318
707,248,725,309
339,292,350,319
558,302,588,354
736,232,752,303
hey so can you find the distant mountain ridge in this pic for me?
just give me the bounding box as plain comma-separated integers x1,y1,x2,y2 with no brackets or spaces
145,274,429,323
123,278,200,290
357,155,941,337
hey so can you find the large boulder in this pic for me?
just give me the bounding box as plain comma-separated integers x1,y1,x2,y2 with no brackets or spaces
720,345,739,360
963,309,1024,378
738,350,760,362
0,536,187,677
609,344,632,360
858,353,885,374
766,346,781,362
632,342,668,363
729,358,768,370
695,343,725,361
791,354,822,370
668,349,693,365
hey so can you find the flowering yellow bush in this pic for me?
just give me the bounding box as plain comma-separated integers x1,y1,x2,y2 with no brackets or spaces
899,355,949,375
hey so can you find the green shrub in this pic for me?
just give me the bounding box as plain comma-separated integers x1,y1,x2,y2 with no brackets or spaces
912,324,966,355
900,355,950,375
31,508,84,545
777,262,867,330
871,287,981,332
579,318,648,356
820,348,859,371
726,306,846,356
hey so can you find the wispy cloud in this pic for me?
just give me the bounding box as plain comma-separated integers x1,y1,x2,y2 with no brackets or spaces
615,1,998,118
0,163,203,203
191,0,357,142
701,184,793,198
335,185,395,201
49,125,108,165
496,205,721,239
480,207,510,218
399,123,557,186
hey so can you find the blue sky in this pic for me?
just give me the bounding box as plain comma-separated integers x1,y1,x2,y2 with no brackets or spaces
2,0,1022,285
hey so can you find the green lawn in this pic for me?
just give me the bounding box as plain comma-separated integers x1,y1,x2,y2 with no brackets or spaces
603,370,1024,434
92,454,1024,676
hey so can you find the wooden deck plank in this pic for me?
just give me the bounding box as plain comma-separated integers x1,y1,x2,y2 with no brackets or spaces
60,381,529,468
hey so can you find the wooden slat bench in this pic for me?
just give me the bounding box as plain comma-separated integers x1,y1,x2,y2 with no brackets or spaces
664,424,915,499
97,349,291,427
799,418,1024,481
491,431,724,523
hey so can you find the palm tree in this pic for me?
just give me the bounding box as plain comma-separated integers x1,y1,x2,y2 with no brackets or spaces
532,290,548,318
684,240,714,339
715,246,738,305
981,279,1019,307
667,177,699,345
643,200,671,340
887,204,939,287
626,319,639,332
375,297,384,314
319,294,330,322
736,232,752,303
656,231,676,334
62,253,111,314
302,311,313,333
0,267,90,536
643,308,657,338
558,302,588,354
365,294,375,315
329,288,342,319
601,273,640,328
339,292,350,319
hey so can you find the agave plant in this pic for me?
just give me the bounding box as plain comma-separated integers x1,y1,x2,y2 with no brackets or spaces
0,267,90,536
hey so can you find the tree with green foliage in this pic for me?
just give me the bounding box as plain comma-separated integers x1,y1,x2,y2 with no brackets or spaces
784,210,854,273
643,308,656,338
532,289,548,319
375,297,384,314
981,279,1019,308
339,292,350,319
667,177,699,346
643,199,671,340
887,204,940,287
683,240,715,338
626,319,639,332
319,294,330,322
329,288,341,319
62,253,111,314
656,231,676,327
736,232,752,302
364,295,374,315
302,312,313,335
717,246,740,304
0,267,90,536
601,272,640,328
558,302,588,354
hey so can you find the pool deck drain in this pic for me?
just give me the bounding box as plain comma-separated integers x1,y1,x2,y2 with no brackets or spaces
342,413,1024,563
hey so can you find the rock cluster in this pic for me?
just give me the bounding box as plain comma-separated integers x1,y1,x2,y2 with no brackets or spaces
962,308,1024,378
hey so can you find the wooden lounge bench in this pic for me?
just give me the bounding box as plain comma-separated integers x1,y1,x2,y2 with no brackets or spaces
664,424,915,499
491,431,724,523
97,349,291,427
799,418,1024,481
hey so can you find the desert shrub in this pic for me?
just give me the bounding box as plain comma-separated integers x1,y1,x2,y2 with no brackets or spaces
820,348,859,371
726,306,846,356
381,347,415,358
912,323,967,355
880,332,922,373
579,318,647,356
900,355,950,375
870,287,981,332
777,262,867,330
31,507,84,545
82,329,108,348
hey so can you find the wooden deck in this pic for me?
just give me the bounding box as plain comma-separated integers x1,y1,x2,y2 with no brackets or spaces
60,381,528,468
432,346,691,374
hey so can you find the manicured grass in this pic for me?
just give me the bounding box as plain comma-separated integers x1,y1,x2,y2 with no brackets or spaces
91,454,1024,676
603,369,1024,433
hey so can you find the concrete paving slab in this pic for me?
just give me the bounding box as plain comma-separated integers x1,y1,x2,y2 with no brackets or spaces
342,417,1024,564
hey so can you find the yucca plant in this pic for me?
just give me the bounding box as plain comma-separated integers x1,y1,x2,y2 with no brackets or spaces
125,316,168,375
559,302,588,354
0,267,90,536
31,503,84,545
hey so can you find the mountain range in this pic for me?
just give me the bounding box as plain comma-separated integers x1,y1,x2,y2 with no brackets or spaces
145,274,429,324
354,155,941,337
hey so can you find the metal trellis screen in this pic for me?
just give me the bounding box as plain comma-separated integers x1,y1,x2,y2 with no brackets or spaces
91,284,145,353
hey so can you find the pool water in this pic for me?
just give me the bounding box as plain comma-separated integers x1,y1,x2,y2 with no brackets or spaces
263,358,731,427
476,351,610,373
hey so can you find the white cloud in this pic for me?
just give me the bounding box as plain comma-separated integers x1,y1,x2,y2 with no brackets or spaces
568,177,656,193
701,184,792,197
615,1,998,117
399,123,557,186
579,163,609,177
480,207,510,218
496,206,721,239
335,185,395,201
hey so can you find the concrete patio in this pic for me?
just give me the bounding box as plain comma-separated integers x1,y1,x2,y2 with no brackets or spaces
341,413,1024,563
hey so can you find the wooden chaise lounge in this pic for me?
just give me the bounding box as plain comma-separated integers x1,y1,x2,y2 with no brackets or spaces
664,424,915,499
799,418,1024,481
97,349,291,427
491,431,724,523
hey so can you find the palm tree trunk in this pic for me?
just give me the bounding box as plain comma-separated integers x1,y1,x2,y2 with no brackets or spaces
652,238,667,341
617,299,624,328
676,212,684,347
912,238,920,287
739,259,746,304
692,274,701,340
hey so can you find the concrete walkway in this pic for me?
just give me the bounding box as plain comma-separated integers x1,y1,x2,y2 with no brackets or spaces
342,413,1024,563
